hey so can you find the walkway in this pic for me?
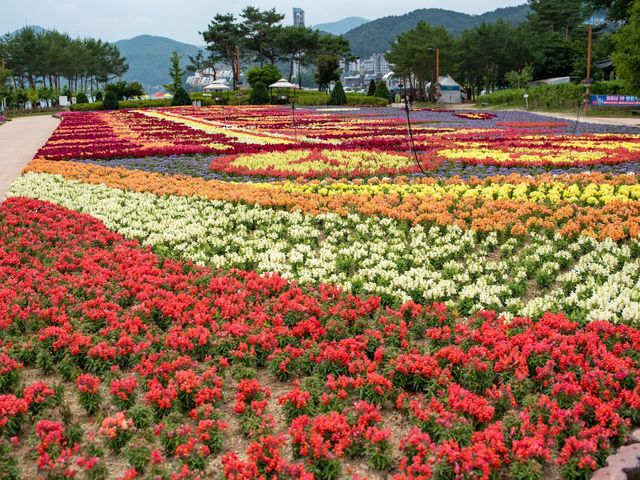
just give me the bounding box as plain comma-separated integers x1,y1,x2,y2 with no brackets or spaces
528,110,640,128
0,115,60,199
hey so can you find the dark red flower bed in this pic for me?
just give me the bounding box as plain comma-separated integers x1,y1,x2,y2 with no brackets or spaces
0,197,639,479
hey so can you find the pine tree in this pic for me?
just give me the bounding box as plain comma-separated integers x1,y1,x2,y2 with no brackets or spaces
373,81,390,103
102,91,119,110
75,92,89,104
250,81,270,105
613,0,640,94
171,87,192,106
329,81,347,105
164,50,185,95
367,79,376,96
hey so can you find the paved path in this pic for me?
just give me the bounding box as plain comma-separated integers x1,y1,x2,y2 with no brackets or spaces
526,110,640,128
0,115,59,199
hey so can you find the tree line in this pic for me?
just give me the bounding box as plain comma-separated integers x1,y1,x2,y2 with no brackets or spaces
0,28,128,108
196,7,353,91
386,0,639,100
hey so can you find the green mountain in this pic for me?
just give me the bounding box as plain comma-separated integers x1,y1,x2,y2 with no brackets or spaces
344,4,530,58
313,17,370,35
8,25,47,36
114,35,202,92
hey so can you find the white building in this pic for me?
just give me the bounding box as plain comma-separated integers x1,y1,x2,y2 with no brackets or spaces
293,8,305,27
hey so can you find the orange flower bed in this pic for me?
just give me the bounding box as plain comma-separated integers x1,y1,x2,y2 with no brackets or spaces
25,159,640,240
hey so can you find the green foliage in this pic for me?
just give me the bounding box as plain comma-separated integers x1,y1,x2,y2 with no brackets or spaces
164,50,185,94
171,86,192,106
0,439,19,480
249,81,270,105
386,21,454,91
94,91,103,102
0,27,127,106
241,7,285,66
275,26,321,81
328,80,348,105
105,81,145,101
78,390,101,416
316,55,341,92
590,0,635,21
126,444,151,473
202,14,245,87
367,79,376,96
101,91,119,110
527,0,589,37
505,64,534,88
477,82,585,110
75,92,89,104
612,0,640,94
373,81,391,103
129,405,154,429
247,64,282,88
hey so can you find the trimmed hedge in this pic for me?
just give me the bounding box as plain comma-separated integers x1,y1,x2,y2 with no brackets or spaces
477,81,632,111
69,90,389,111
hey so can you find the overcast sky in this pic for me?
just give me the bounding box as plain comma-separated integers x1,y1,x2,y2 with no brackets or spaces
2,0,526,45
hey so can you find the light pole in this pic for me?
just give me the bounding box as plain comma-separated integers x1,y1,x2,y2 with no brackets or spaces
583,24,593,111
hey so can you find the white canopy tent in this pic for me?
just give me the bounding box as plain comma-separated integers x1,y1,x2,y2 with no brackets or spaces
269,79,297,89
204,83,230,91
438,75,462,104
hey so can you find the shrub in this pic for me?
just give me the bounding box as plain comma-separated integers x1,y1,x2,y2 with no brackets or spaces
171,87,192,107
373,81,390,104
75,92,89,104
250,82,270,105
247,65,282,88
328,81,347,106
94,91,103,102
367,79,376,96
101,91,119,110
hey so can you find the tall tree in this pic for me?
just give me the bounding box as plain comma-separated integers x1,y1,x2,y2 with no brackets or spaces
202,14,245,87
164,50,185,94
315,55,340,92
612,0,640,92
186,49,221,80
588,0,634,21
385,22,454,100
275,26,320,82
241,7,284,66
527,0,589,37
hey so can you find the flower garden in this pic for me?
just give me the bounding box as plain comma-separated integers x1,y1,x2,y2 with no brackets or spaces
2,105,640,479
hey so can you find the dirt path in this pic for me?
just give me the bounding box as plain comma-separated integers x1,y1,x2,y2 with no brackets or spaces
0,115,59,199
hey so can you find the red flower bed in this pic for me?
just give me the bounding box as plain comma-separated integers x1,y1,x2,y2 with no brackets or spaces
1,197,640,478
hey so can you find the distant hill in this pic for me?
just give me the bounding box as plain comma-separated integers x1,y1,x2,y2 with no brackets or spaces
314,17,370,35
114,35,202,92
344,4,530,58
8,25,47,36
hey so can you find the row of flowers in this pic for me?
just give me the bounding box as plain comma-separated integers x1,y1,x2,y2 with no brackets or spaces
23,159,640,240
2,197,640,479
8,171,640,324
37,107,640,174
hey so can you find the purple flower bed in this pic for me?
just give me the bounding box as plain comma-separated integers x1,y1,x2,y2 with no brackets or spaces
76,156,280,183
419,160,640,180
316,107,639,135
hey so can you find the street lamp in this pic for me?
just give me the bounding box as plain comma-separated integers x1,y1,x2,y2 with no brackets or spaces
583,24,594,111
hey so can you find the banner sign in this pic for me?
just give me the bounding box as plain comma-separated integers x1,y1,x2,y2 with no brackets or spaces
590,95,640,106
